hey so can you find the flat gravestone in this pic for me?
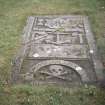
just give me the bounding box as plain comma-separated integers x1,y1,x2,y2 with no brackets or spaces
12,15,104,86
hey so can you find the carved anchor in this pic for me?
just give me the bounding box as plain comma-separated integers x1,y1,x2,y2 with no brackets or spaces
39,65,72,81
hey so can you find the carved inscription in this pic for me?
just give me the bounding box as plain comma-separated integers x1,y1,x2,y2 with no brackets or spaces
28,16,89,59
12,16,104,85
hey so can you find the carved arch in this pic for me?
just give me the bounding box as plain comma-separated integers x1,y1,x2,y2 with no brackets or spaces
31,60,89,82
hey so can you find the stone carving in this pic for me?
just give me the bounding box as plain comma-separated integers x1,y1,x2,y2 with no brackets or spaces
49,65,65,76
31,60,89,82
27,16,89,59
43,65,71,81
12,16,104,85
37,65,72,81
33,17,84,30
31,31,83,44
29,45,88,58
20,60,89,84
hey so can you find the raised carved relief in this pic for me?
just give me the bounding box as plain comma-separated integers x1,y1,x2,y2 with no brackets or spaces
13,16,97,84
27,16,88,59
21,64,82,84
29,45,88,58
31,31,83,44
20,60,89,84
33,17,84,30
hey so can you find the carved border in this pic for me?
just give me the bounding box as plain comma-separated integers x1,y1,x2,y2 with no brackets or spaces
31,60,89,82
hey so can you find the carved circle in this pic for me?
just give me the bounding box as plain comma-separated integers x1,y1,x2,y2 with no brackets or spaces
31,60,89,82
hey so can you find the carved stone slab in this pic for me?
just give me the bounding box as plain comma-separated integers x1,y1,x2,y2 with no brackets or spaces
27,16,88,59
11,15,105,86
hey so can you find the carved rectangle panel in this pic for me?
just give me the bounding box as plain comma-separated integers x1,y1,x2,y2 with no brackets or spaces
29,44,88,58
26,16,89,59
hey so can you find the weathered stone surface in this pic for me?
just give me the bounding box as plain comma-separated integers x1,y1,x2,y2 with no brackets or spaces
11,15,105,86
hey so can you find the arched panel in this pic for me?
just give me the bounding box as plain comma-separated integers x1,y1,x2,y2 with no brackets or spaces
31,60,89,82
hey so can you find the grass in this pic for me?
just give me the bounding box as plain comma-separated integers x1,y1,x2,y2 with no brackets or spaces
0,84,105,105
0,0,105,104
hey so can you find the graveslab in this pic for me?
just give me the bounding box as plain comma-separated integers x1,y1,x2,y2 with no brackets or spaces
12,15,105,86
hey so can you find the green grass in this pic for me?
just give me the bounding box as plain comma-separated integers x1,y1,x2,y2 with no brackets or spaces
0,0,105,104
0,84,105,105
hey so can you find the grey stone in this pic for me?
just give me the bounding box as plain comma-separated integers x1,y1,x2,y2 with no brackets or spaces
11,15,105,86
